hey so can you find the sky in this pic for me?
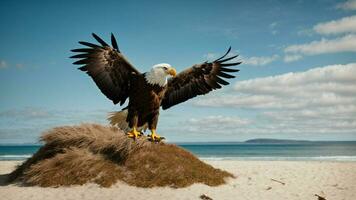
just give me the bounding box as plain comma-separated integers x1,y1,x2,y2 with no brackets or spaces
0,0,356,144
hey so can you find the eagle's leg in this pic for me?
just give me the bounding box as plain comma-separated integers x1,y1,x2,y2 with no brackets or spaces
148,129,165,142
147,112,164,142
127,126,141,139
127,112,141,139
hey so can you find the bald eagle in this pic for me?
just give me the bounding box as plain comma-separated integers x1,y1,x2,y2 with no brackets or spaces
71,33,240,141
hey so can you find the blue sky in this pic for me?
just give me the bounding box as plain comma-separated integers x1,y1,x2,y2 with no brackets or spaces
1,0,356,144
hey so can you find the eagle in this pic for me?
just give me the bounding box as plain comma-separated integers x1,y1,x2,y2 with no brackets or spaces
71,33,240,142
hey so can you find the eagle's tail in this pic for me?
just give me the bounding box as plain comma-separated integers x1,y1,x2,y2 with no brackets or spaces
107,110,148,132
108,109,130,132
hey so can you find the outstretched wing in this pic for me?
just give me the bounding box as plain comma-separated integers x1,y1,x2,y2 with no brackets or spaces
161,47,240,110
71,33,140,105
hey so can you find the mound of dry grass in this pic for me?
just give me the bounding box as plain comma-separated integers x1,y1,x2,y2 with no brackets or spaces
8,124,233,188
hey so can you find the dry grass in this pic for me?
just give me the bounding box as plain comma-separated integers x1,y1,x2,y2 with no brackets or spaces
8,124,233,188
23,148,123,187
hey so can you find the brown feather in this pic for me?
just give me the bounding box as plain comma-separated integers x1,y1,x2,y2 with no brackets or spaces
162,47,241,110
71,33,140,105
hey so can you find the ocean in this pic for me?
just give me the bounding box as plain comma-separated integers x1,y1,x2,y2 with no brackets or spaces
1,141,356,161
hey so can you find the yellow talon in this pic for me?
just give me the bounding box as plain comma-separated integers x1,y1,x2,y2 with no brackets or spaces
127,127,141,139
148,129,165,142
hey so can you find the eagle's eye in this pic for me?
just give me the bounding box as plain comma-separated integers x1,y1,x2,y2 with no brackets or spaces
163,66,168,70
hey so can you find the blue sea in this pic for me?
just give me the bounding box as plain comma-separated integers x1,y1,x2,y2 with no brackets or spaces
1,141,356,161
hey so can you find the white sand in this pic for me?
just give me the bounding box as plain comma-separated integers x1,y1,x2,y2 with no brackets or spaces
1,160,355,200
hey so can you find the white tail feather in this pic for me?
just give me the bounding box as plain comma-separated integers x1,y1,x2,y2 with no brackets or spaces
107,110,148,132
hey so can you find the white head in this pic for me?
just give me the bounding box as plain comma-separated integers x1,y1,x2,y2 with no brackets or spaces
145,63,177,87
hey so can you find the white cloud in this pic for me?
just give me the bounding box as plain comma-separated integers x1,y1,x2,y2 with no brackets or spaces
187,115,250,127
0,60,7,69
0,108,112,144
203,53,219,60
0,108,51,119
242,55,279,66
284,34,356,55
269,22,277,28
203,51,277,66
284,54,302,62
336,0,356,10
314,15,356,35
203,49,239,61
297,29,314,37
192,63,356,138
0,60,25,70
286,15,356,62
269,22,279,35
271,30,278,35
179,115,251,134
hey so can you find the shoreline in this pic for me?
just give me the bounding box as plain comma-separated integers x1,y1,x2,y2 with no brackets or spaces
2,156,356,162
1,160,356,200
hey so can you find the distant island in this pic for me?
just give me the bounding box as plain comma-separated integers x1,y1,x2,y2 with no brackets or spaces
244,138,311,144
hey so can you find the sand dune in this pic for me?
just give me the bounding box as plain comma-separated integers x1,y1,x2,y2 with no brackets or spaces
1,160,355,200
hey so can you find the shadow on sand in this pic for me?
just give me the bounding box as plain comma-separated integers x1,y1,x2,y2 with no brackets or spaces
0,174,10,186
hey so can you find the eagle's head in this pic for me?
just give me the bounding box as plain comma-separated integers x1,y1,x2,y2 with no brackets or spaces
145,63,177,87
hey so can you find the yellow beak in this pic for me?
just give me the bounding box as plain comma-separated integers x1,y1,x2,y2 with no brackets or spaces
167,68,177,77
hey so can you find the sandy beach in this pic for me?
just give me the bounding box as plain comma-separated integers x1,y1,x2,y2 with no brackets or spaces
0,160,355,200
